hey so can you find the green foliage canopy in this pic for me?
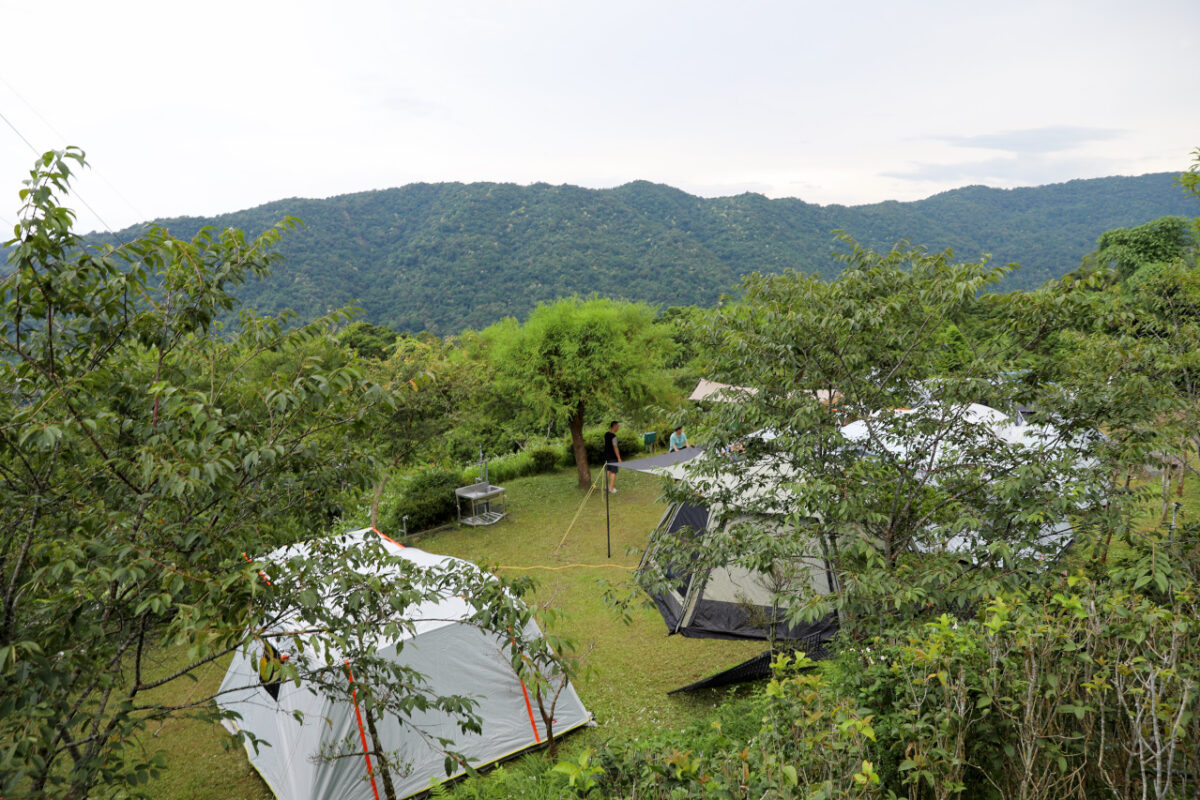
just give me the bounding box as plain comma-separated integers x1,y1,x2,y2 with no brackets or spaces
1087,215,1194,282
484,297,674,488
83,173,1195,335
653,236,1115,636
0,151,546,799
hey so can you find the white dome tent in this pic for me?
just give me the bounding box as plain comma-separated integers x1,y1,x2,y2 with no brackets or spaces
217,528,591,800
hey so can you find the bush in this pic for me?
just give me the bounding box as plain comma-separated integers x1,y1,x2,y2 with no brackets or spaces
561,653,880,799
823,560,1200,800
385,469,460,533
461,454,524,486
528,447,559,474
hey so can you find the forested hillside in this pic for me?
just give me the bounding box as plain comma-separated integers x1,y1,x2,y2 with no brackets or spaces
92,172,1192,334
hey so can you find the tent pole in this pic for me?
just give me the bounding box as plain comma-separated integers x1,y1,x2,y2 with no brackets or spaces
605,467,611,559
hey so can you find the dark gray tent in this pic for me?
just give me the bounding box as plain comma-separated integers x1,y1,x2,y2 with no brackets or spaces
640,500,838,643
613,449,838,645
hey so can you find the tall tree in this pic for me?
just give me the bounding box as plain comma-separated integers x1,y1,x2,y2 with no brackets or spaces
1065,148,1200,510
485,297,673,489
0,150,535,798
652,237,1115,636
1074,215,1194,283
338,320,401,360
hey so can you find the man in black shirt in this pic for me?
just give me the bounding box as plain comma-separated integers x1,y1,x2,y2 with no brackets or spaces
603,420,621,493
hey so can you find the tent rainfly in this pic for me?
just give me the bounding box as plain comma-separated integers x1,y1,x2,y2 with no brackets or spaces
687,379,840,406
687,379,758,403
217,528,591,800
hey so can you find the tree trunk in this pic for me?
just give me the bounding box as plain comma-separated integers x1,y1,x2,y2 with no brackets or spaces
369,475,388,530
569,404,591,490
365,706,397,800
535,683,564,759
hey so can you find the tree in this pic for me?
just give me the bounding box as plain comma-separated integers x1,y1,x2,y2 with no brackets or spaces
1048,150,1200,493
484,297,674,489
1069,149,1200,522
1074,215,1194,283
0,150,535,798
654,236,1114,637
337,320,401,360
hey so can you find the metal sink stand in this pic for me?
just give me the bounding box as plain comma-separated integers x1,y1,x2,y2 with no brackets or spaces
455,452,507,526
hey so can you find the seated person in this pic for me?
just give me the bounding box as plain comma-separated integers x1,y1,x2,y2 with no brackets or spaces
669,425,689,452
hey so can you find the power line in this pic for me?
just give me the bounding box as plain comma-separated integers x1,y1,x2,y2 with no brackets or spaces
0,103,118,236
0,105,39,154
2,74,147,225
0,76,139,236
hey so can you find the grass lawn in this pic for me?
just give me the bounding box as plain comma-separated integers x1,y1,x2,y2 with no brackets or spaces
130,655,277,800
143,465,760,798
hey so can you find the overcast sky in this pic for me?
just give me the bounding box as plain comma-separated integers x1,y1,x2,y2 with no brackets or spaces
2,0,1198,234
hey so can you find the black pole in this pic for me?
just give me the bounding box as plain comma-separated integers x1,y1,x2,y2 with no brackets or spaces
605,464,611,559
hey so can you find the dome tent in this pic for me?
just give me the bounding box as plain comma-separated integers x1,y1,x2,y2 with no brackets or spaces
217,528,590,800
611,445,836,644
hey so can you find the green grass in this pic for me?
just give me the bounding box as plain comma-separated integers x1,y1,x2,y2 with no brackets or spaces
1130,462,1199,533
131,653,274,800
144,466,760,797
1074,459,1200,568
412,467,762,737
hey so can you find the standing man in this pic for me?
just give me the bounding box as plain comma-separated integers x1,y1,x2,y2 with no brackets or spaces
603,420,621,493
669,424,689,452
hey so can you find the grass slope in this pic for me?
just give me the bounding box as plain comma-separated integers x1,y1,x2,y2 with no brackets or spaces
419,467,762,734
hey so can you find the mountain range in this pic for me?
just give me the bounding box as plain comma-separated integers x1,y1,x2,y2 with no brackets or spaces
92,173,1195,335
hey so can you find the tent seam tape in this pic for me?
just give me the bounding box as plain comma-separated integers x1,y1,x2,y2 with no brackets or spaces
518,678,541,742
373,526,405,548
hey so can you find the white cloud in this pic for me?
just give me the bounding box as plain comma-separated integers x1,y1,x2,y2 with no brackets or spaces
935,127,1125,155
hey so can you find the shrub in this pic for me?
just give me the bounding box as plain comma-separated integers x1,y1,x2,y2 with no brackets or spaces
385,469,460,533
824,559,1200,800
461,453,526,486
570,653,881,799
528,447,559,474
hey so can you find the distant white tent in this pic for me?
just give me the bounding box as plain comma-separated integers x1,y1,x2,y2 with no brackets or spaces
217,528,591,800
687,379,758,402
687,379,839,406
839,403,1087,557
